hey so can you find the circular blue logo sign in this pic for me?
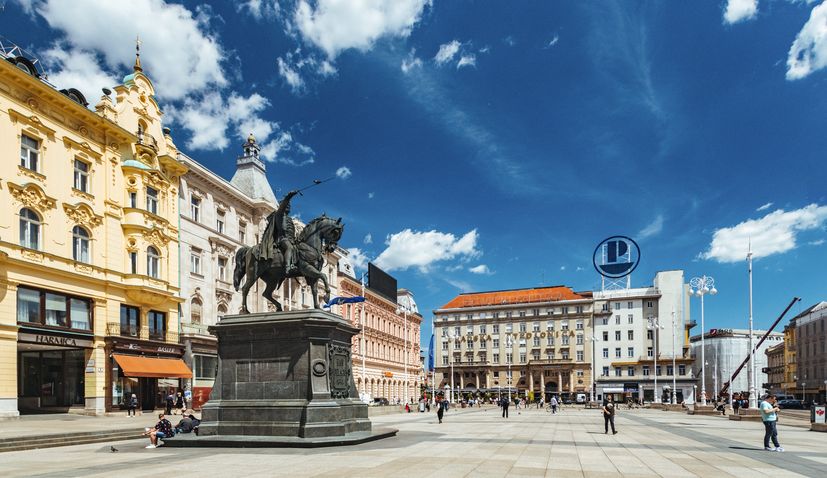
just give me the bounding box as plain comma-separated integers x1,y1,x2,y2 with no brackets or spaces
593,236,640,279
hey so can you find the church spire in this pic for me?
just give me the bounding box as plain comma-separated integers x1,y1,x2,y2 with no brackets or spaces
134,35,143,73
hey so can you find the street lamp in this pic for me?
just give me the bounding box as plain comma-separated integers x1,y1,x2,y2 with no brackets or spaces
802,382,806,402
648,317,664,403
671,308,677,405
506,336,514,402
747,245,757,409
690,275,718,406
590,335,598,403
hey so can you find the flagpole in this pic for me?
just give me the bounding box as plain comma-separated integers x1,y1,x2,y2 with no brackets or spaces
361,273,367,400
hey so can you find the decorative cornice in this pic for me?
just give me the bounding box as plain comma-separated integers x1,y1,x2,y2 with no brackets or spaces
142,227,171,248
63,202,103,229
7,182,57,212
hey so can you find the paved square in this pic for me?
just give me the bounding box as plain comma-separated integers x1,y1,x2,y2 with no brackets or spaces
2,407,826,477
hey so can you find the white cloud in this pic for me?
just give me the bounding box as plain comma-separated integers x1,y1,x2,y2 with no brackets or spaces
276,49,338,93
576,266,585,271
374,229,480,272
401,49,423,73
545,35,560,48
336,166,352,179
237,0,279,19
560,266,566,271
469,264,491,275
757,202,774,211
345,247,370,272
368,192,375,199
293,0,431,59
40,45,117,102
809,239,825,246
363,233,373,245
700,204,827,262
277,56,305,91
723,0,758,24
639,214,664,239
503,36,516,46
445,278,474,293
787,1,827,80
457,54,476,69
31,0,226,100
434,40,461,64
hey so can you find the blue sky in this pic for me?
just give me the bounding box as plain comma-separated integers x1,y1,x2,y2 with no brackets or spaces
4,0,826,346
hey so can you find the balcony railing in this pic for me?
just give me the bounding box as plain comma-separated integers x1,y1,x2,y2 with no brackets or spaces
106,322,179,344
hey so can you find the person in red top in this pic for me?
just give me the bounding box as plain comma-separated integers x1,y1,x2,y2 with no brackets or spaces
143,413,173,449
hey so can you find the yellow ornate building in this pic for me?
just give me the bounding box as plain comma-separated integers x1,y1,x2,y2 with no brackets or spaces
0,40,189,416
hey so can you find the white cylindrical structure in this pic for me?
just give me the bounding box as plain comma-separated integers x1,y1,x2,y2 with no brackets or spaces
748,249,757,409
672,308,677,404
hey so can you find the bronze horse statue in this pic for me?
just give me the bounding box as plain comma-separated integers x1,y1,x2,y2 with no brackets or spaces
233,215,343,313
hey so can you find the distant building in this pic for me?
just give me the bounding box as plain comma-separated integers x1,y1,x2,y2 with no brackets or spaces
792,301,827,401
782,318,798,396
690,329,784,400
764,342,785,394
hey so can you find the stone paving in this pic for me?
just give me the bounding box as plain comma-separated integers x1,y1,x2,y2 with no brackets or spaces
1,405,826,477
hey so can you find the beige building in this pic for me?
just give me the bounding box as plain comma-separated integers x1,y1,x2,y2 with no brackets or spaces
335,263,423,404
433,286,594,402
0,40,189,416
764,342,785,394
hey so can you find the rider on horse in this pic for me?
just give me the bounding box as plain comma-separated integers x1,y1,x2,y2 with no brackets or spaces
261,189,299,274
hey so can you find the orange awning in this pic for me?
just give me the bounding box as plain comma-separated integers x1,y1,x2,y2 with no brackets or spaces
113,354,193,378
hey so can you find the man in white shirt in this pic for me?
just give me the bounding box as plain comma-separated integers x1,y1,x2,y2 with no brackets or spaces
759,394,783,452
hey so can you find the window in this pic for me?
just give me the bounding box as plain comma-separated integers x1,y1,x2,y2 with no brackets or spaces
120,305,139,337
561,351,569,360
533,337,540,346
642,366,650,376
627,301,633,309
646,301,654,308
532,308,540,316
493,353,499,363
614,331,621,340
129,192,137,208
506,353,513,364
533,351,540,360
547,321,554,331
613,302,620,310
73,159,89,192
442,357,448,366
678,365,686,376
666,365,674,376
190,196,200,222
603,348,609,358
147,246,160,278
454,326,461,336
190,249,202,274
561,321,569,331
628,314,634,324
615,315,621,325
466,325,473,334
129,252,138,274
561,307,569,314
519,322,527,332
492,324,499,333
601,318,608,325
576,334,583,345
561,335,569,345
148,310,165,340
615,347,621,358
480,324,487,334
194,355,218,380
20,134,39,171
533,322,540,332
519,311,526,317
19,208,40,250
627,347,634,358
576,351,584,362
218,257,227,281
627,330,634,340
191,299,202,325
647,330,654,340
72,226,90,263
576,306,583,313
16,288,93,331
602,303,609,311
656,365,662,376
492,312,499,319
602,366,609,376
505,324,513,332
627,366,635,376
506,312,512,318
238,222,246,243
69,298,90,330
17,287,40,323
216,210,225,234
493,339,500,348
647,347,653,357
146,187,158,214
547,337,554,346
603,331,609,341
615,367,622,377
576,320,583,330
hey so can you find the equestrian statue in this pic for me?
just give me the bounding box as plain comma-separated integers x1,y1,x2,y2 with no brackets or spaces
233,185,343,314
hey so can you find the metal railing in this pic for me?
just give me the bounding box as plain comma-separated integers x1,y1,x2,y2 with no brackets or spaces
106,321,179,344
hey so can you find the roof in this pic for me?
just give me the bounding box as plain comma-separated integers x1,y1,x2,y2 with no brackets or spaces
438,286,586,310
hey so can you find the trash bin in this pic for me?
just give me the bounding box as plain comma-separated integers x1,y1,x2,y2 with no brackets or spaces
813,406,826,424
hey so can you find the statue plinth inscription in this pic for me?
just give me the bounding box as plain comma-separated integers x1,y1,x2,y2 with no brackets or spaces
197,309,371,439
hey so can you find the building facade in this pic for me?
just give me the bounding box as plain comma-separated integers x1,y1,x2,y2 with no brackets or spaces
433,286,595,402
782,319,798,397
336,264,423,404
792,301,827,402
690,329,784,401
177,136,277,409
0,41,189,416
764,342,785,394
592,270,695,403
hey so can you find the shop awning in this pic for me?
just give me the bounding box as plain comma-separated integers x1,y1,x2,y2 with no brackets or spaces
113,354,193,378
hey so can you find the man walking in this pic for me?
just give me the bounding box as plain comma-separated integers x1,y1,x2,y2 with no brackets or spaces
550,396,559,414
501,396,510,418
760,394,783,452
603,396,617,434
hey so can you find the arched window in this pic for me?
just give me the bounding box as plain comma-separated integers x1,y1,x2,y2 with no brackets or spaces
147,246,160,278
191,298,202,324
72,226,90,263
19,208,40,250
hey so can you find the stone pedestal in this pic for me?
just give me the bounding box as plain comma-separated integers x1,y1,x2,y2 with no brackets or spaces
688,404,720,416
729,408,763,422
197,310,372,440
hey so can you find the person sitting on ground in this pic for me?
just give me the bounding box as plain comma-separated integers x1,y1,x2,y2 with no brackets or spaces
143,413,173,449
175,413,194,434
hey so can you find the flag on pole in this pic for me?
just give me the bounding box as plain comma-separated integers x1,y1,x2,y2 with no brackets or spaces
427,333,435,372
323,296,366,308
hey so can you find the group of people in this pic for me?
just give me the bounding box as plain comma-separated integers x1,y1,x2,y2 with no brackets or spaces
165,391,188,415
142,410,201,449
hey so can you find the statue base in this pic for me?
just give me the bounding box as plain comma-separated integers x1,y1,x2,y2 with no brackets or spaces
185,310,381,441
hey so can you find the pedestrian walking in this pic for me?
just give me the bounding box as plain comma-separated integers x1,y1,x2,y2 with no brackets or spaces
760,394,783,452
550,396,558,414
165,392,174,415
501,396,510,418
603,396,617,434
127,393,138,417
175,391,185,415
437,397,446,423
733,393,741,415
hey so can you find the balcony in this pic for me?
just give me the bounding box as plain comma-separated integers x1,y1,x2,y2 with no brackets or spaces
106,321,179,344
180,322,213,336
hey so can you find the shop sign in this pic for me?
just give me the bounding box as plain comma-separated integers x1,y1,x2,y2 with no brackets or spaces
709,328,733,337
19,333,92,348
593,236,640,279
85,358,95,374
157,346,177,354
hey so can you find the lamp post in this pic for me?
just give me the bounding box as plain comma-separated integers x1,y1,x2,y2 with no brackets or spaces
590,335,598,403
360,273,367,400
690,275,718,406
747,245,757,409
671,308,677,405
648,316,663,403
506,336,514,402
802,382,806,402
396,305,410,405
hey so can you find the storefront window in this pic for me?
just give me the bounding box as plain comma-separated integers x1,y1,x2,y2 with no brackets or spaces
18,349,85,408
17,287,40,323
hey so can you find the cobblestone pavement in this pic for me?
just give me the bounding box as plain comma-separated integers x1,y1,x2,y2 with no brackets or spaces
2,406,825,477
